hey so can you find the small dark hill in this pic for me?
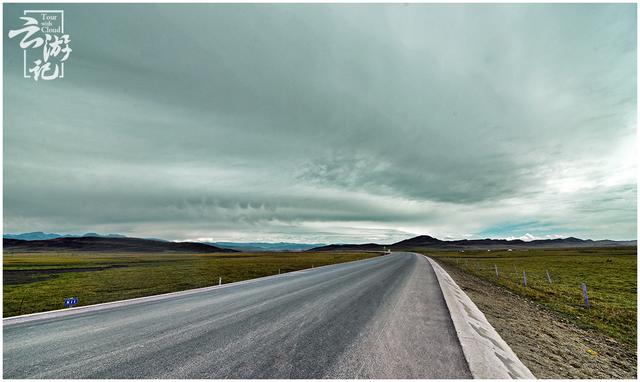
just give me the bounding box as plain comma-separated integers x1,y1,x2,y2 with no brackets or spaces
3,237,236,253
391,235,442,247
307,243,384,252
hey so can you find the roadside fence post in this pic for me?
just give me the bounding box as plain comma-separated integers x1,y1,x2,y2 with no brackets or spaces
494,264,499,278
523,270,527,287
18,297,25,316
546,270,552,284
218,276,222,286
581,283,590,309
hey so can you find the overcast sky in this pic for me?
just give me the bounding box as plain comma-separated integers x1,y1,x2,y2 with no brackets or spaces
3,4,636,243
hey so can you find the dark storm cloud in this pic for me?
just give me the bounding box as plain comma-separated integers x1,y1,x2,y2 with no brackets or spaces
3,4,636,242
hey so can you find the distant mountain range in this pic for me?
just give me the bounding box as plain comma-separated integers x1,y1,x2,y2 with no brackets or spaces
3,237,236,253
211,242,325,252
309,235,637,251
2,232,324,252
3,232,635,253
3,232,129,241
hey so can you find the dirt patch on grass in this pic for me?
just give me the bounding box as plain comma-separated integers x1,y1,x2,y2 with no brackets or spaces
3,266,127,285
435,259,637,379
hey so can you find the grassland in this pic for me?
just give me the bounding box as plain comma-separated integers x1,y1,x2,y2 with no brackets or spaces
3,251,380,317
420,247,637,345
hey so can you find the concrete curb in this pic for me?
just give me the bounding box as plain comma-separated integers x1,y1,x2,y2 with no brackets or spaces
425,255,536,379
3,255,384,326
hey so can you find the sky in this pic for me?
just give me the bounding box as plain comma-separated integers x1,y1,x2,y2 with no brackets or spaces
3,4,637,243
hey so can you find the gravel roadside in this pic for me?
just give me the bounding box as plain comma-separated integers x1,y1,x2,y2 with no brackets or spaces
435,259,637,379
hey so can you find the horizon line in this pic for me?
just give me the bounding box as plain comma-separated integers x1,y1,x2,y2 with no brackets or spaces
3,231,637,244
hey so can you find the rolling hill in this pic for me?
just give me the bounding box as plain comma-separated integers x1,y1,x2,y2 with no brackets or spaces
210,242,326,252
3,237,236,253
308,235,636,251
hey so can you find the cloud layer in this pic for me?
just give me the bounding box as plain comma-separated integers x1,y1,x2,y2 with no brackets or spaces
3,4,636,242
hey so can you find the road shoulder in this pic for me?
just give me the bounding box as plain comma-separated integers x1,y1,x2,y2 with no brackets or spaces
434,258,637,379
425,255,535,379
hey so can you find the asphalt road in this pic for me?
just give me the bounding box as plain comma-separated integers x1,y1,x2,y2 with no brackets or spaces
4,252,472,378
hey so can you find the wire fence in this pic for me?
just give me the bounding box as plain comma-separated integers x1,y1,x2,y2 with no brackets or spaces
446,258,592,309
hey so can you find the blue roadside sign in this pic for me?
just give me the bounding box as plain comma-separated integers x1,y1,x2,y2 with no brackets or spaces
64,297,78,308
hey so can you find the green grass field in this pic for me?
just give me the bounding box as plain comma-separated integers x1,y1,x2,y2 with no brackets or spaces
421,247,637,344
3,251,380,317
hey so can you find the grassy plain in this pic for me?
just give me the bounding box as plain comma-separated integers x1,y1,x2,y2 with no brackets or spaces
421,247,637,344
3,251,380,317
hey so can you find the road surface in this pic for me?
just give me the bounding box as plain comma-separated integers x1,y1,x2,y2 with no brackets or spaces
4,252,472,378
